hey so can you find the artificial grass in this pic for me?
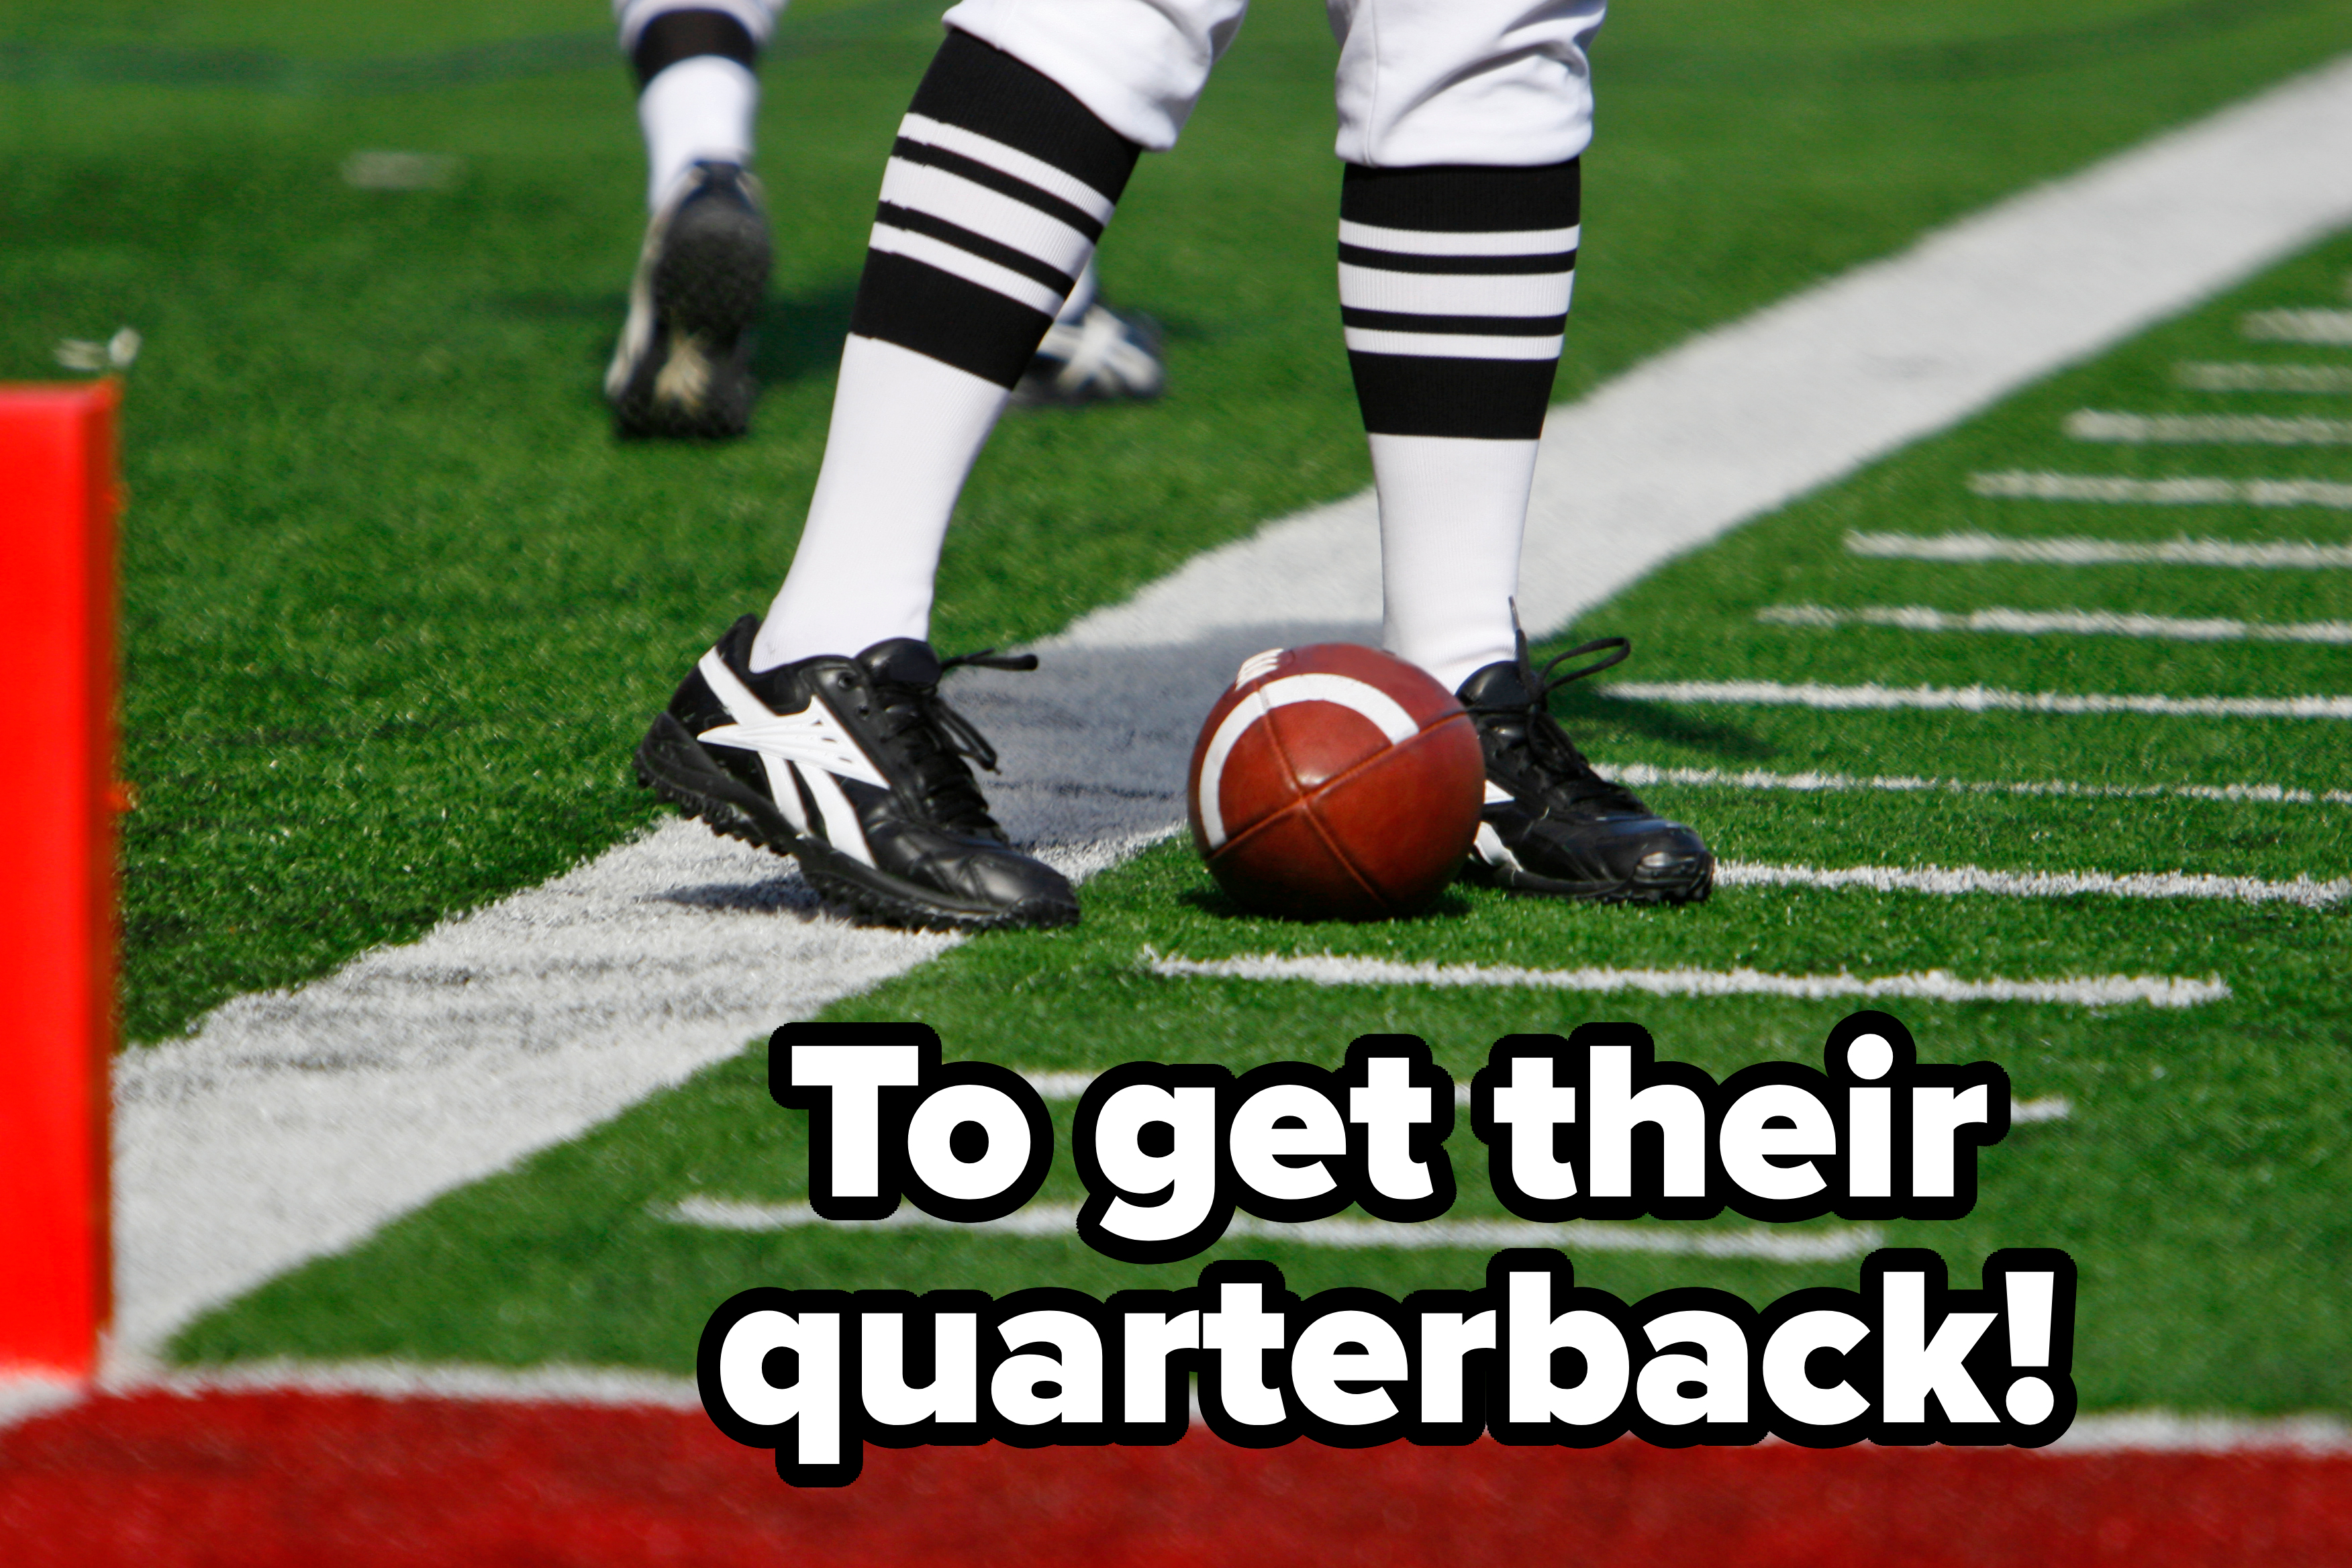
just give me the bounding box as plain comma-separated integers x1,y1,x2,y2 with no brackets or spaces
173,222,2351,1419
3,0,2347,1037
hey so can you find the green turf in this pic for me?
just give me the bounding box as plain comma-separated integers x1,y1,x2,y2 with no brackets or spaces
174,223,2352,1418
3,0,2347,1038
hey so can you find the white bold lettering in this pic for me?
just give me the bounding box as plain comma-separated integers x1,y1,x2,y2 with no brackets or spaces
1588,1044,1706,1198
719,1309,841,1466
1230,1083,1344,1203
993,1310,1103,1426
1094,1083,1220,1243
1291,1310,1406,1427
791,1042,922,1197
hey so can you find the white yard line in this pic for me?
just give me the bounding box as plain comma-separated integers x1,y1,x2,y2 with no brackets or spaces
1758,603,2352,643
1013,1073,2070,1127
110,58,2352,1363
1014,1072,2073,1128
11,1363,2345,1456
1602,760,2352,810
0,1359,705,1436
1714,860,2346,908
2050,1412,2352,1453
662,1197,1881,1264
2067,410,2352,444
1853,528,2352,567
2243,306,2352,344
1604,678,2352,721
1969,471,2352,507
1141,951,2228,1010
96,1357,705,1408
2175,362,2352,393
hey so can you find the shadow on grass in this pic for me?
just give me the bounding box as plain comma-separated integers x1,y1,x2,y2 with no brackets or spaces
1551,687,1777,762
1175,884,1479,925
746,281,859,387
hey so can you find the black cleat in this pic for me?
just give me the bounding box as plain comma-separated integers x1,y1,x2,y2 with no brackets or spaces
634,616,1079,931
1012,302,1165,406
607,160,771,439
1457,634,1714,905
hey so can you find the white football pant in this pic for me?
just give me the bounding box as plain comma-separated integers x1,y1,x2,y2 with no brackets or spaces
621,0,1603,168
946,0,1603,165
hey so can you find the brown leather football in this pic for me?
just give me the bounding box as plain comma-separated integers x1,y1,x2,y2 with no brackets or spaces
1186,644,1486,921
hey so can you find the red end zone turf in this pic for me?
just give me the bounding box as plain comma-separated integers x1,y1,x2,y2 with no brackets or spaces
3,1391,2346,1566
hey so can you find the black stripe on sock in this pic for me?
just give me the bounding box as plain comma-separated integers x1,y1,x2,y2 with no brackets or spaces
632,9,758,89
874,202,1077,296
1337,245,1577,277
912,30,1140,203
1348,353,1561,440
889,138,1106,242
850,250,1055,388
1339,159,1580,233
1342,309,1568,336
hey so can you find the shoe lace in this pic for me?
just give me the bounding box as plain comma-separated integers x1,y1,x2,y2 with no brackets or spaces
1466,631,1647,813
869,650,1038,832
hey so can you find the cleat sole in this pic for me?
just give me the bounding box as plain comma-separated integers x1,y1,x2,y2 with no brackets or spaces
1461,850,1715,907
613,182,771,440
634,712,1079,933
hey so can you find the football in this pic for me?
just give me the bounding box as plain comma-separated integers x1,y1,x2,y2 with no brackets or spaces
1186,644,1487,921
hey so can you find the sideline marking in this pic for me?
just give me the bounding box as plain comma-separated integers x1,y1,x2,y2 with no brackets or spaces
661,1197,1883,1264
1142,950,2229,1009
1759,603,2352,643
1855,528,2352,567
1602,759,2352,809
1714,860,2345,908
1605,677,2352,721
2177,361,2352,393
2067,410,2352,444
1969,470,2352,507
107,829,1146,1355
113,57,2352,1359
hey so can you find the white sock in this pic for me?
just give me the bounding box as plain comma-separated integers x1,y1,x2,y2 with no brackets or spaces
1371,432,1540,693
638,55,759,211
750,336,1012,669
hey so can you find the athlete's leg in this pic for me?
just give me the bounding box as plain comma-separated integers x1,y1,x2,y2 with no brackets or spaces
752,0,1242,668
638,0,1242,932
607,0,784,436
1331,0,1712,903
1326,0,1604,691
616,1,780,209
1341,158,1581,691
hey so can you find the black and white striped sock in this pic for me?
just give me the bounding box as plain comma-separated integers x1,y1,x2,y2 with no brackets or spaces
1338,162,1581,691
752,34,1139,667
1339,160,1579,438
854,32,1140,388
